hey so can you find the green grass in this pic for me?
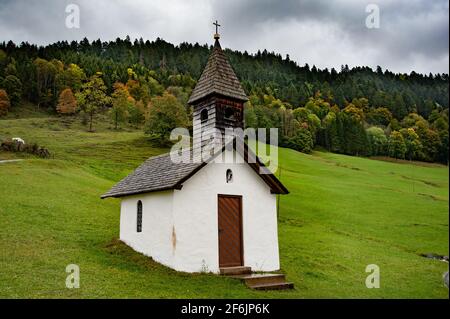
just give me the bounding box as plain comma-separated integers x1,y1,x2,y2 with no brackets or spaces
0,110,448,298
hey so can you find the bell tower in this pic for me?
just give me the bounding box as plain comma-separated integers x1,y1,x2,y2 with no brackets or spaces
188,21,248,157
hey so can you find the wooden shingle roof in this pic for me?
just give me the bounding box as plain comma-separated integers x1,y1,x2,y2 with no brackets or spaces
187,39,248,104
100,152,201,199
101,140,289,199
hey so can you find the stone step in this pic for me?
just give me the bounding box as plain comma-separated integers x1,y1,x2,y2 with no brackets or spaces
231,273,286,286
220,266,252,276
250,281,295,290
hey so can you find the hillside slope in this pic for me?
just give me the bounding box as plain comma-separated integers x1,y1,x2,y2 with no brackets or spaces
0,115,448,298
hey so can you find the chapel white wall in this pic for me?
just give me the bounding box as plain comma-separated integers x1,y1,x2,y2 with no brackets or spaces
119,190,175,268
172,149,280,273
119,149,280,274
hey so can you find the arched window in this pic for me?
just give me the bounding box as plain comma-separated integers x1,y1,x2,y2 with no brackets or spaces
137,200,142,233
200,108,208,122
226,169,233,183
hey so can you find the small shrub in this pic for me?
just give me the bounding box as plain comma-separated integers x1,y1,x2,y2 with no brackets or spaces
1,139,51,158
1,140,13,151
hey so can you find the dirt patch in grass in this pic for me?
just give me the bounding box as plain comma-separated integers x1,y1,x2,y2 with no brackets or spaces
335,162,361,171
313,155,363,171
418,193,447,202
401,175,441,188
279,217,304,227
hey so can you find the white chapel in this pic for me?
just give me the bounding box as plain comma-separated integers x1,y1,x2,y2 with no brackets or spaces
101,29,290,283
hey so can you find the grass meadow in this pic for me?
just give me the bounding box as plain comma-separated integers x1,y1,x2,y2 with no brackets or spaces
0,109,448,298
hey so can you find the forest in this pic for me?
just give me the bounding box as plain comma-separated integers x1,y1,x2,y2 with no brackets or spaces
0,36,448,164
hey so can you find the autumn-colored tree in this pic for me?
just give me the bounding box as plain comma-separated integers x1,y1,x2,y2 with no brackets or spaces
415,126,441,162
304,91,331,120
125,79,139,96
292,107,310,123
343,103,365,122
399,128,422,160
0,89,10,116
110,82,132,129
56,88,77,114
63,63,86,91
401,113,426,128
367,107,392,126
168,74,196,88
388,131,407,159
307,113,321,136
76,73,110,131
351,97,370,113
262,94,284,109
291,106,320,139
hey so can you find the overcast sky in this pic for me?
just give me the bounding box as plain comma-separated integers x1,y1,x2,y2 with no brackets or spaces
0,0,448,74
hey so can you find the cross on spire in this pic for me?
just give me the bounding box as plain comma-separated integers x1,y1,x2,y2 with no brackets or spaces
213,20,221,39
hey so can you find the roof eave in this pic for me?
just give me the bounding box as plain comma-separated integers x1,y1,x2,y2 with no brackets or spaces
205,137,289,195
188,91,248,105
101,184,183,199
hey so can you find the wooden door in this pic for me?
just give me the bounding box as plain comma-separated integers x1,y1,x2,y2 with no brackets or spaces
218,195,243,267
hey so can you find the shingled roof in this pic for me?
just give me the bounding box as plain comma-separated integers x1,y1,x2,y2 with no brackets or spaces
101,152,201,199
101,140,289,199
187,39,248,104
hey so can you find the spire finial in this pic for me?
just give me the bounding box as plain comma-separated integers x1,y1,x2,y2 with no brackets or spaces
213,20,221,40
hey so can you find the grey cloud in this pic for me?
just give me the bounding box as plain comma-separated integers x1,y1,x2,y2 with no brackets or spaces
211,0,449,73
0,0,448,74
